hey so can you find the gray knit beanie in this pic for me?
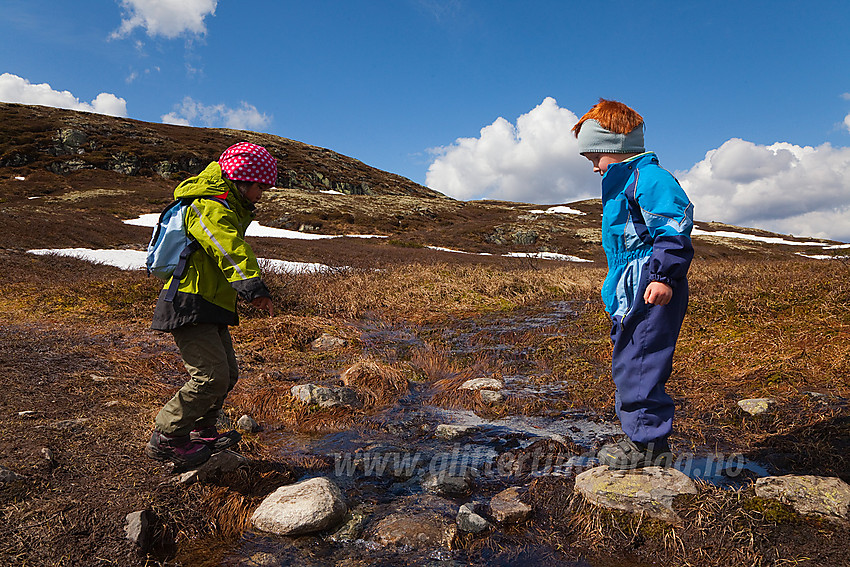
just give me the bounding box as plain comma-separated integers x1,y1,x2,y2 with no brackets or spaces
576,119,645,155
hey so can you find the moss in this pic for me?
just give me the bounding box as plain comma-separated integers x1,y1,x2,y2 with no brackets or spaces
742,496,799,524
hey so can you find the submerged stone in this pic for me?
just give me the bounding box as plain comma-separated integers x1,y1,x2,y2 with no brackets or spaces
368,512,458,549
252,477,348,536
755,475,850,519
435,424,479,440
574,465,697,523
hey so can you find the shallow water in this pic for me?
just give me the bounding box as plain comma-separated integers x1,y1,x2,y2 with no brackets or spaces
221,301,770,566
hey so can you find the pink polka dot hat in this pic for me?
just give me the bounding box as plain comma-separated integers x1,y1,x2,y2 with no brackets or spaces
218,142,278,186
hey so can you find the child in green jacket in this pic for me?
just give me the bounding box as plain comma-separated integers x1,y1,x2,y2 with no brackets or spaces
145,142,276,468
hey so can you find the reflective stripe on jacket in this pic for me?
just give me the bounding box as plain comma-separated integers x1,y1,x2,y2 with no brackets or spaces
600,152,693,318
152,162,269,330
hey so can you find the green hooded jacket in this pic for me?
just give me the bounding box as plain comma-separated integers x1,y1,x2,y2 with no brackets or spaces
151,162,270,331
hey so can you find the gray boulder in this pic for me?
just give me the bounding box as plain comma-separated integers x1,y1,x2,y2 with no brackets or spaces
456,503,491,534
251,477,348,536
574,465,697,523
754,475,850,519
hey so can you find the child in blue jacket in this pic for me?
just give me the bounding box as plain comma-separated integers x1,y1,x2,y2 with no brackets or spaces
572,99,694,469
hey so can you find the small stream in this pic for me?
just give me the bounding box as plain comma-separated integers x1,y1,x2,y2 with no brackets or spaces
220,302,770,566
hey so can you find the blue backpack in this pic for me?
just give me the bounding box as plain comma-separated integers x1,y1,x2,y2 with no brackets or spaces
145,196,228,301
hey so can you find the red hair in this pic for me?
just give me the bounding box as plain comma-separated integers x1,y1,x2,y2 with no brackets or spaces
572,99,643,137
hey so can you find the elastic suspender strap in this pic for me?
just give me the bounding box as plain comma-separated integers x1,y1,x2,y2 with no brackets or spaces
164,240,200,302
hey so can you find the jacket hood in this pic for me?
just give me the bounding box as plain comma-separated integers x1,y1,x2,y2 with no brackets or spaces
173,162,236,199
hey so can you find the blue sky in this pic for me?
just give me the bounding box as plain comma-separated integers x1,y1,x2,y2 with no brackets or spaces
3,1,850,241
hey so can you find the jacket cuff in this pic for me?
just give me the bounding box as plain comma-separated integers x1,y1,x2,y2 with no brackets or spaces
232,277,271,302
649,274,674,286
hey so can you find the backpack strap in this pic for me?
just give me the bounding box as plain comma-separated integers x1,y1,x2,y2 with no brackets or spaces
163,240,200,302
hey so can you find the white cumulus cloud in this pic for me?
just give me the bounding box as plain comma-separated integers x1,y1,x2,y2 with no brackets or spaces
678,138,850,241
162,97,271,131
113,0,217,39
426,97,596,203
0,73,127,117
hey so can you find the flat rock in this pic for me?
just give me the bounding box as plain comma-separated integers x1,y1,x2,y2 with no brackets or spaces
252,477,347,536
459,378,504,391
178,450,247,484
755,475,850,519
737,398,776,416
574,465,697,523
489,486,532,524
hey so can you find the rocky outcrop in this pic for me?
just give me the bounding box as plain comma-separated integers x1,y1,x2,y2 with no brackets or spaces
754,475,850,519
251,477,348,536
574,466,697,523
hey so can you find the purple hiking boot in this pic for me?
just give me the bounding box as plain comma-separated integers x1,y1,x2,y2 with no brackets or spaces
145,430,212,468
189,426,242,453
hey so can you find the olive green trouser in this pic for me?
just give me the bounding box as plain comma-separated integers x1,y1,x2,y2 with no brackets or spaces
154,324,239,437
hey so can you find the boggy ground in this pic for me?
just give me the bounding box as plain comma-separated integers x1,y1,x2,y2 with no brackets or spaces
1,253,849,566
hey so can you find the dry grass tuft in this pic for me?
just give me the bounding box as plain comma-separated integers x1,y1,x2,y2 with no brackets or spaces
340,357,409,408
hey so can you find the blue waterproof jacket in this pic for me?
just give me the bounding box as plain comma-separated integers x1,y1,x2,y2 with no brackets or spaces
600,152,694,319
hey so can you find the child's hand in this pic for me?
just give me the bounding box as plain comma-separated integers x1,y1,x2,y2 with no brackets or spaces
644,282,673,306
251,296,274,316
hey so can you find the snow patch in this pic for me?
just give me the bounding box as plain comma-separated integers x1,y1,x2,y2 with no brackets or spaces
122,214,386,240
691,228,825,246
26,248,335,274
529,206,586,216
504,252,593,263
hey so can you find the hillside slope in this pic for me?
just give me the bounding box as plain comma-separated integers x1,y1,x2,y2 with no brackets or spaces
0,103,843,265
